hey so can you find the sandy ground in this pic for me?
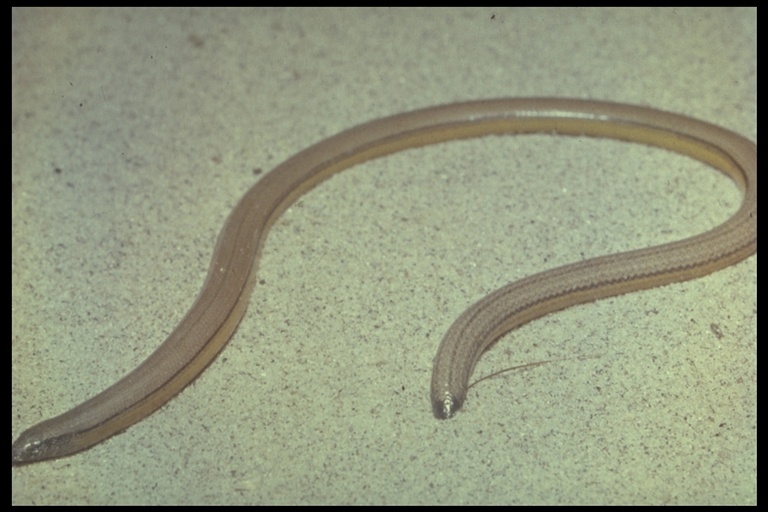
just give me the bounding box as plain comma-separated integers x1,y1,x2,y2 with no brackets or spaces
12,8,755,505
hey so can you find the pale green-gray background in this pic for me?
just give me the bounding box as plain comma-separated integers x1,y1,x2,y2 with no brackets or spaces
12,8,755,504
